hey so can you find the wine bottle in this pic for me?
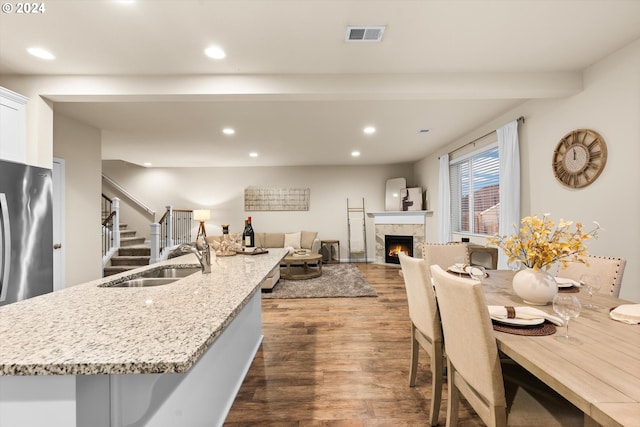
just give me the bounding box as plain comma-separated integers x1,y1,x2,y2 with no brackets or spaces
243,216,255,247
241,220,248,248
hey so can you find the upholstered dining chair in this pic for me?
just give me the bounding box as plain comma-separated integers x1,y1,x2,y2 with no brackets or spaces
398,252,444,427
430,265,583,427
422,242,469,281
556,255,626,297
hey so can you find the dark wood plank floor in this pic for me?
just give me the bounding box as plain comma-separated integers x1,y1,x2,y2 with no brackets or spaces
224,263,484,426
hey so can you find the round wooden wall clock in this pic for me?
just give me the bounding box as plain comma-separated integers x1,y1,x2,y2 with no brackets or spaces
552,129,607,188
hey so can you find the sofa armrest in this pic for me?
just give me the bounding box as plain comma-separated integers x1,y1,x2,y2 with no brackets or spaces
261,265,280,290
311,238,321,255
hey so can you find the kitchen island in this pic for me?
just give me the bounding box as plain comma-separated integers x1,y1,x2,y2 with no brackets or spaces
0,248,287,427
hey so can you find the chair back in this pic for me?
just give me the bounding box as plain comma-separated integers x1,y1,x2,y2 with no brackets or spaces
556,255,626,297
430,265,506,422
423,243,469,276
399,253,442,343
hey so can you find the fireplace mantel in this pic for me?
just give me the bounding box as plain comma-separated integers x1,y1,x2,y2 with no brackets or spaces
370,211,431,264
367,210,432,225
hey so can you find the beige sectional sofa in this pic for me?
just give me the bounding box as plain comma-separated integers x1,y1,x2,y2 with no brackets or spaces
254,231,320,290
254,231,320,254
205,231,320,291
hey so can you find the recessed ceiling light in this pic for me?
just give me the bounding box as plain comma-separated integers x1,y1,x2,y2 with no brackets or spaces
27,47,55,60
249,152,258,158
143,162,152,167
363,126,376,135
116,0,136,4
222,128,235,135
204,46,226,60
351,151,361,157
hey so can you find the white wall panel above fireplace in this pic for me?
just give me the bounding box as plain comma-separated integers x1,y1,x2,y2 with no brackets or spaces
368,211,432,225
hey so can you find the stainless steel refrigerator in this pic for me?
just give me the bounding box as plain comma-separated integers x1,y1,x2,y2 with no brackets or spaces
0,158,53,306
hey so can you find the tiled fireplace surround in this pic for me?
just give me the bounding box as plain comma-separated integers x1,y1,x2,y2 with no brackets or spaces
369,211,429,265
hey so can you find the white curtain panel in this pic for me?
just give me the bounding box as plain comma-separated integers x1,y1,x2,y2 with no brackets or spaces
497,120,521,269
438,153,451,243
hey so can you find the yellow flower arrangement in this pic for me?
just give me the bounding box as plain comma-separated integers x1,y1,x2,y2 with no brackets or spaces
487,213,600,270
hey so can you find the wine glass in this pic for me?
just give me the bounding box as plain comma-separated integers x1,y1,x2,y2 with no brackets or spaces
468,265,487,282
552,294,581,341
580,274,601,309
509,259,522,272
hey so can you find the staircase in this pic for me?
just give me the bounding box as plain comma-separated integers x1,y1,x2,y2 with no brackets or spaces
103,223,151,277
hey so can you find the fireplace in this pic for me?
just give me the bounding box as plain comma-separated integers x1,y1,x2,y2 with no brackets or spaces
385,235,413,264
371,210,428,264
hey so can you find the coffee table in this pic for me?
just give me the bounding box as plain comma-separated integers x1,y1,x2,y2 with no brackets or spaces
281,253,323,280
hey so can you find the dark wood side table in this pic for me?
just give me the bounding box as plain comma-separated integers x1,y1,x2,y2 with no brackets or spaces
320,240,340,264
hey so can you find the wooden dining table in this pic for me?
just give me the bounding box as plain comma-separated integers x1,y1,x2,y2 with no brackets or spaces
482,270,640,427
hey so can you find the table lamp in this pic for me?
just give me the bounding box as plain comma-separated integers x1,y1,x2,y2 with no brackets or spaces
193,209,211,243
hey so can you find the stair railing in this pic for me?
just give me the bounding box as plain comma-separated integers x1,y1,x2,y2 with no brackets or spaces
102,174,155,218
102,195,120,266
102,193,112,222
150,206,193,263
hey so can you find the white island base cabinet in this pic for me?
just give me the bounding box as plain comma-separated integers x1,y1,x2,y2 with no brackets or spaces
0,290,263,427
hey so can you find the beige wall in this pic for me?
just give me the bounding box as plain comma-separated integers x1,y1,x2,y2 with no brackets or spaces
415,38,640,302
102,160,415,261
53,113,103,286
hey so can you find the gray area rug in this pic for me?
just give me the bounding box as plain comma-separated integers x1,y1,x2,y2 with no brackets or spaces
262,263,378,298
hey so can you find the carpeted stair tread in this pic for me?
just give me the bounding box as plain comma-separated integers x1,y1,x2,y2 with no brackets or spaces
110,255,151,266
103,219,151,276
103,245,151,277
120,236,146,246
120,230,137,238
118,246,151,256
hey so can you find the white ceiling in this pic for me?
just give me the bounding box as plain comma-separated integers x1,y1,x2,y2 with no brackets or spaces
2,0,640,167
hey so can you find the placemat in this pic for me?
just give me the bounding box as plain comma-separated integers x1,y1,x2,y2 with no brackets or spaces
558,286,579,293
492,321,557,336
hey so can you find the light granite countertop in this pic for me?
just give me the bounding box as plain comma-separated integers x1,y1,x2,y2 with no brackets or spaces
0,248,287,376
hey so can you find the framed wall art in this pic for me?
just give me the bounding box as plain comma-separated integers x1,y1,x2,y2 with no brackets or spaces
244,187,310,211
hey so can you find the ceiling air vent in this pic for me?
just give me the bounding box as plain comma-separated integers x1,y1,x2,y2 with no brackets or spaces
345,26,386,42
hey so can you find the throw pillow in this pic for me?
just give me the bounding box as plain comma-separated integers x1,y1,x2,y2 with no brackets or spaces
263,233,285,248
284,232,301,249
300,230,318,250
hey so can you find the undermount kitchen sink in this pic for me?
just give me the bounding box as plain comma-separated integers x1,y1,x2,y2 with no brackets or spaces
108,277,182,288
139,267,201,279
100,266,201,288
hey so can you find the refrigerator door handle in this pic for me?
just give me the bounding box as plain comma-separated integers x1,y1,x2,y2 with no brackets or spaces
0,193,11,303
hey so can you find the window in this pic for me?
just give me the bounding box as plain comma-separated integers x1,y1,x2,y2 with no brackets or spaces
450,144,500,235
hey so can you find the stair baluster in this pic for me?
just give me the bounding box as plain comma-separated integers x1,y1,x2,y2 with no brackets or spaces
102,197,120,267
149,207,194,263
